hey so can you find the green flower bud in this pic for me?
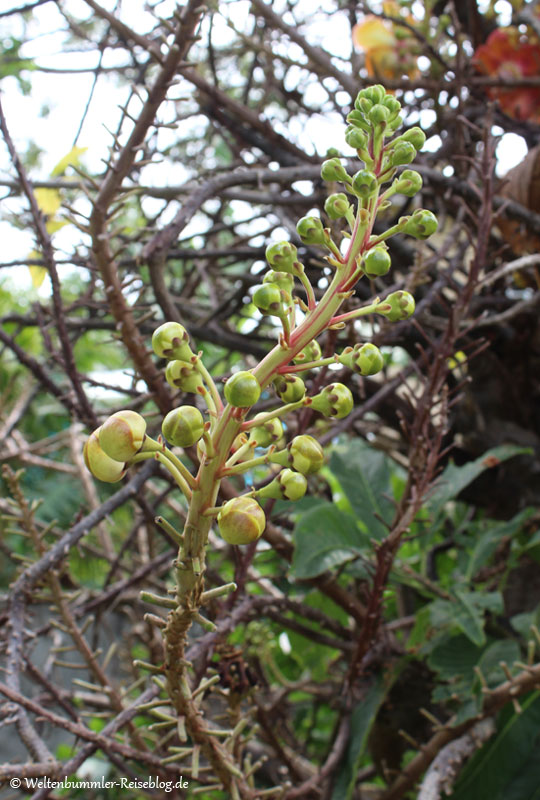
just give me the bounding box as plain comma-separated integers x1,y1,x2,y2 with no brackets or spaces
380,290,415,322
265,241,298,273
339,343,384,375
258,468,307,501
347,110,371,131
248,413,284,448
310,383,354,419
162,405,204,448
152,321,194,361
263,270,294,293
402,209,438,239
296,215,325,245
394,169,422,196
273,374,306,403
391,141,416,166
324,192,350,220
321,157,350,183
271,434,324,475
84,427,126,483
293,340,322,365
352,169,378,198
253,283,283,315
363,247,391,278
368,104,390,124
383,96,401,114
362,84,386,104
401,127,426,150
224,371,261,408
99,410,146,462
357,96,373,114
345,126,368,150
217,496,266,545
165,360,205,394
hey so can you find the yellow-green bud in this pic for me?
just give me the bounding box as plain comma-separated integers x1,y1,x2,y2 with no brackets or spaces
401,127,426,150
265,241,298,273
383,95,401,115
345,126,368,150
352,169,378,198
391,142,416,166
402,209,438,239
310,383,354,419
271,434,324,475
258,468,307,501
165,360,205,394
380,291,415,322
296,215,325,245
358,84,385,105
324,193,350,220
339,343,384,375
263,269,294,294
273,374,306,403
394,169,422,197
293,340,322,365
162,405,204,447
321,157,350,183
347,109,371,131
217,496,266,545
248,413,284,448
84,427,126,483
152,321,194,361
99,410,146,462
224,371,261,408
363,247,391,278
253,283,283,315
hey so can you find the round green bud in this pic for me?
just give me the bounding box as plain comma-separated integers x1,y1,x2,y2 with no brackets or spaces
364,85,386,104
383,96,401,114
162,405,204,448
357,96,373,114
99,410,146,462
273,374,306,403
352,169,378,198
321,157,350,183
402,209,438,239
263,270,294,293
248,413,284,448
394,169,423,197
297,215,325,245
152,321,194,361
224,371,261,408
288,435,324,475
326,147,340,158
339,343,384,375
165,360,205,394
217,496,266,545
401,127,426,150
345,126,368,150
380,290,415,322
293,340,322,365
253,283,283,315
84,428,126,483
324,193,350,220
347,109,370,130
363,247,391,278
265,241,298,273
368,104,390,124
391,142,416,166
258,468,307,501
310,383,354,419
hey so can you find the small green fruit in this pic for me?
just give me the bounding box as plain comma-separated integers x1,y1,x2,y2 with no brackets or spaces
84,428,126,483
99,410,146,462
217,496,266,545
162,405,204,447
224,371,261,408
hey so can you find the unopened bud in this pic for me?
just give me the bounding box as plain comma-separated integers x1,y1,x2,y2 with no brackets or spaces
380,290,415,321
84,428,126,483
293,340,322,365
224,371,261,408
265,241,298,273
285,435,324,475
368,103,390,124
402,209,438,239
253,283,283,315
273,374,306,403
217,496,266,545
363,247,391,278
321,157,350,183
345,126,368,150
324,193,350,220
401,126,426,150
99,410,146,461
152,321,194,361
162,405,204,448
352,169,378,198
297,215,326,245
165,360,205,394
394,169,422,197
310,383,354,419
258,468,307,501
263,270,294,293
391,142,416,166
248,413,284,448
339,343,384,375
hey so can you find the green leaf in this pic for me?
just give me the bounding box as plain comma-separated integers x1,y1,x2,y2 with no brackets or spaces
290,504,369,579
428,445,532,518
328,439,399,539
332,674,393,800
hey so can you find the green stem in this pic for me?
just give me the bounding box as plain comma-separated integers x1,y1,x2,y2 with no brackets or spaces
196,358,223,415
130,451,193,500
241,399,306,428
277,356,338,374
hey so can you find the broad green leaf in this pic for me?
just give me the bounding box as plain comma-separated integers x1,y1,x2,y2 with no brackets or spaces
467,509,535,580
290,504,368,579
50,145,87,177
428,445,532,518
329,439,399,539
428,634,483,681
332,673,393,800
452,590,502,646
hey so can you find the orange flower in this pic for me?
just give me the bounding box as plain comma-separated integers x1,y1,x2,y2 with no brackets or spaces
473,28,540,123
353,4,418,81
